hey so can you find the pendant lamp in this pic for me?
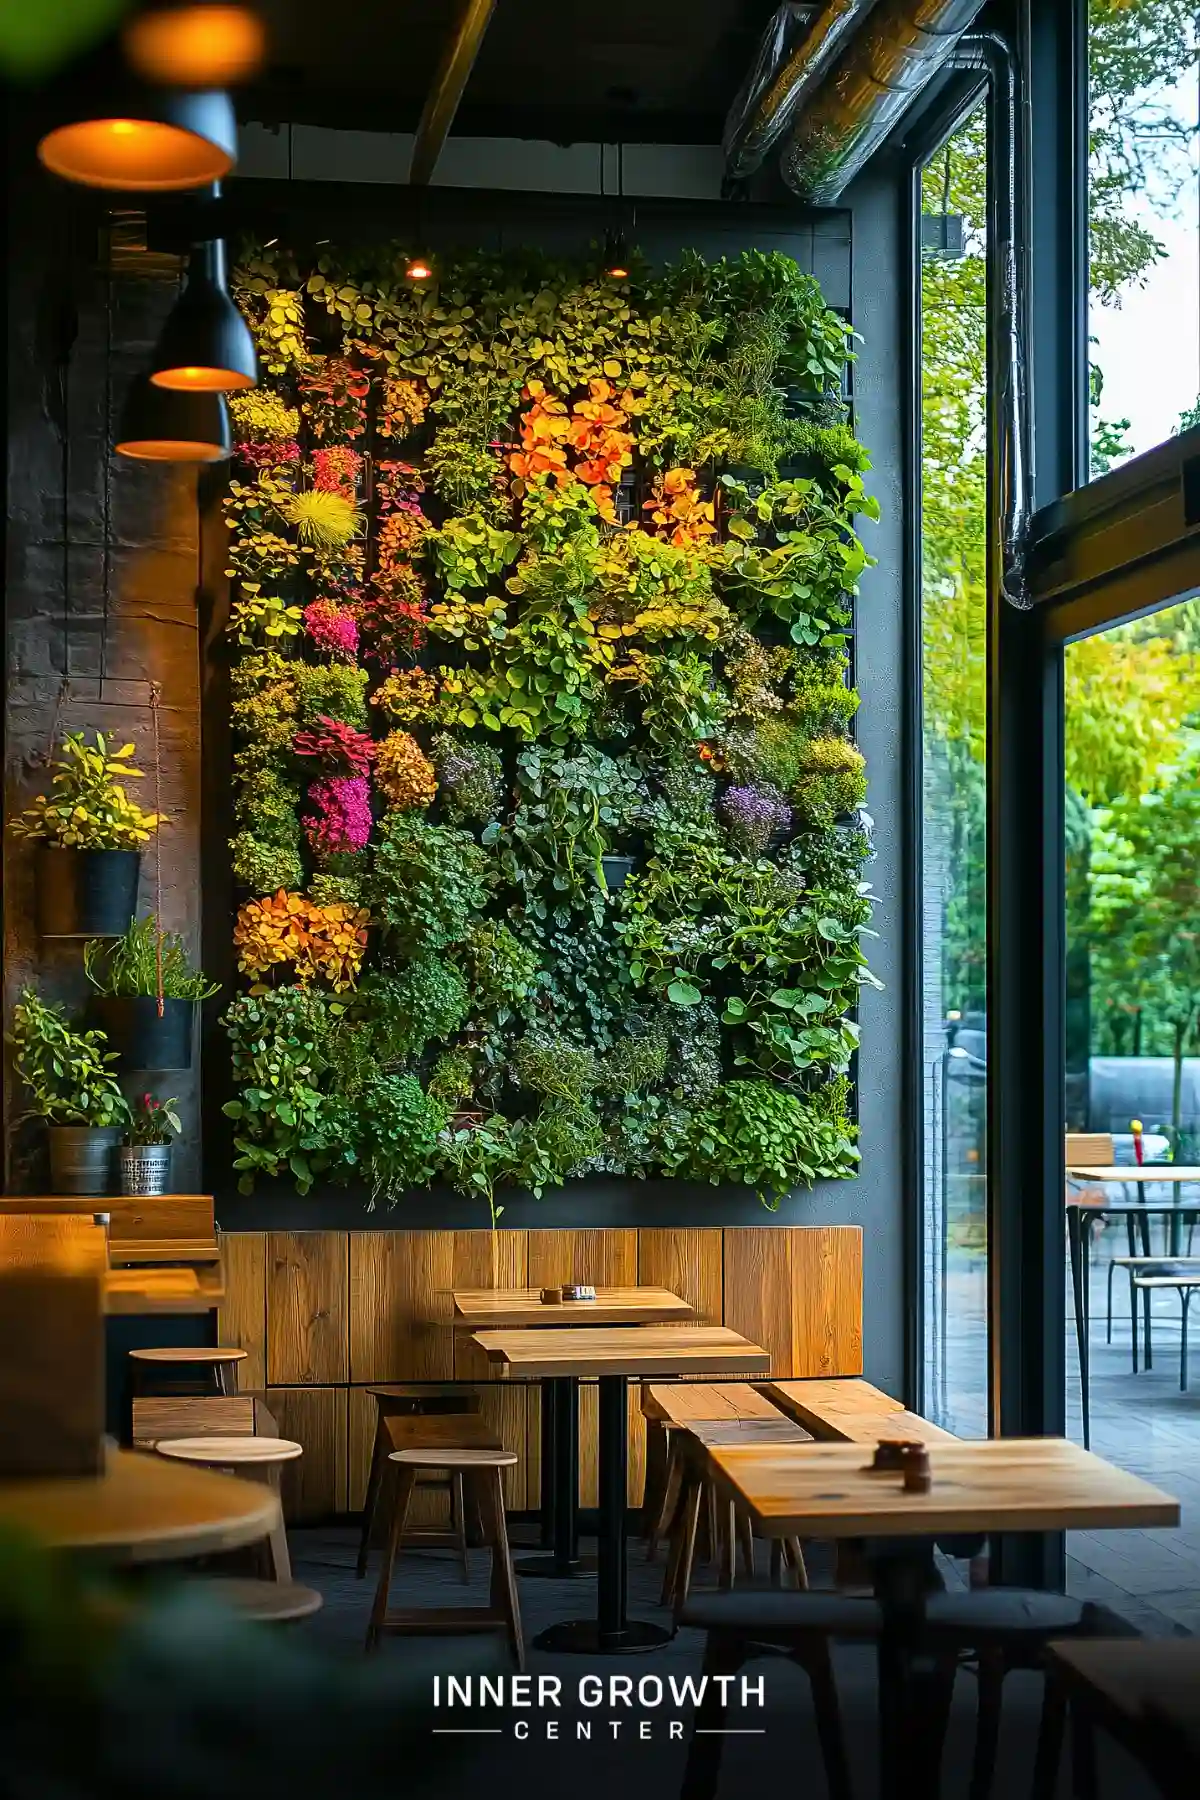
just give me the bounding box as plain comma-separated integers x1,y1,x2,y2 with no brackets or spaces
123,3,266,88
115,376,231,461
38,89,237,192
149,234,258,391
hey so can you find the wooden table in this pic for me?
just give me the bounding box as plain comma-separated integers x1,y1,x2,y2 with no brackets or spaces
0,1445,282,1562
1066,1181,1200,1445
704,1435,1178,1797
1044,1638,1200,1800
473,1325,768,1654
455,1286,694,1582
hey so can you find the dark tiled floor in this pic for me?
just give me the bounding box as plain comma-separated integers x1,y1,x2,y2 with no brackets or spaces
286,1525,1158,1798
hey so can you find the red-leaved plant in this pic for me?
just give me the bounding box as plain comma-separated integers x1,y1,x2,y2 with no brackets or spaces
293,715,376,776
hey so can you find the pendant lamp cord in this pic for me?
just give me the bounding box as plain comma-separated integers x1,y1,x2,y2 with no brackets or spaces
150,681,165,1017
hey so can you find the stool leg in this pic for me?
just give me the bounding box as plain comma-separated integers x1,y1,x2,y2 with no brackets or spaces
366,1464,416,1653
969,1650,1005,1800
477,1467,524,1673
646,1433,683,1564
451,1471,470,1583
785,1537,809,1590
216,1360,235,1397
770,1540,784,1587
681,1631,744,1800
1181,1288,1193,1391
704,1482,719,1567
259,1464,292,1582
641,1418,668,1540
672,1475,705,1626
356,1411,389,1579
663,1465,700,1609
1032,1679,1068,1800
801,1642,854,1800
718,1500,736,1591
736,1508,755,1580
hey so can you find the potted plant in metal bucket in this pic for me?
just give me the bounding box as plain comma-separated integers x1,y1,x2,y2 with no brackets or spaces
84,916,219,1070
8,732,163,938
119,1093,181,1195
8,990,129,1195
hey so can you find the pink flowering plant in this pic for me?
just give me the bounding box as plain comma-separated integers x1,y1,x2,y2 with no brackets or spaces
303,598,360,659
310,446,363,496
126,1091,182,1146
304,776,372,856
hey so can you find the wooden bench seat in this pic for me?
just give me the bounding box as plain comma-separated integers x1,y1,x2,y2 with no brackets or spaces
642,1381,786,1425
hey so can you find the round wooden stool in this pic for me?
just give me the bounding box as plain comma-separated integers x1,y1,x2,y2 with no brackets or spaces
356,1383,481,1579
155,1436,301,1582
129,1347,248,1397
367,1447,523,1670
193,1577,324,1624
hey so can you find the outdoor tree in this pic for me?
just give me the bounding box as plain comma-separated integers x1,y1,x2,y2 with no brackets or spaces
1089,754,1200,1150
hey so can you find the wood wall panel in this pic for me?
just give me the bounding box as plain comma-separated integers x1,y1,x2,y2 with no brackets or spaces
527,1228,637,1289
237,1224,862,1513
637,1228,723,1325
789,1225,863,1377
722,1227,862,1378
265,1386,348,1521
349,1231,454,1383
266,1232,348,1385
217,1231,267,1388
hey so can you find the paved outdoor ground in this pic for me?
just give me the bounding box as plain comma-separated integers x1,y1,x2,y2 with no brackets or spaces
937,1238,1200,1635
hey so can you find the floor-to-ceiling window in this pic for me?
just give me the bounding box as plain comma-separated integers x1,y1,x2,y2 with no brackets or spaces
1088,1,1199,474
918,101,989,1437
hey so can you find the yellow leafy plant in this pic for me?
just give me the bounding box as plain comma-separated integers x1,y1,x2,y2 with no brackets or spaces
233,890,370,991
278,489,364,552
371,667,439,722
375,732,437,810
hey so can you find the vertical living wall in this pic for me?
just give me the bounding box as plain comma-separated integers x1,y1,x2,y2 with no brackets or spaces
220,241,879,1219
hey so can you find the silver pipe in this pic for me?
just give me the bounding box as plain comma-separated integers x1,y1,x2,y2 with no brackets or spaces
780,0,985,203
950,31,1033,610
722,0,873,183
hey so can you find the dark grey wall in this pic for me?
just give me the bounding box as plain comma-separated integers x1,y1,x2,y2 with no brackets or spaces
3,172,206,1191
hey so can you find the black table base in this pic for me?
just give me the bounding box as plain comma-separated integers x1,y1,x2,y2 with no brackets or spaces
532,1373,667,1654
516,1375,597,1579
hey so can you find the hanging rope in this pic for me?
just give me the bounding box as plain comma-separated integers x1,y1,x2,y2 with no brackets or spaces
150,682,165,1017
34,675,72,768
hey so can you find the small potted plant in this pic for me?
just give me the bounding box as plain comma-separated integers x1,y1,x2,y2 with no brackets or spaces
9,990,129,1195
83,915,219,1069
9,732,162,938
119,1093,182,1196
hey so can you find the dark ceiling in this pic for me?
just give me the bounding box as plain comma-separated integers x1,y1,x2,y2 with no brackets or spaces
243,0,779,143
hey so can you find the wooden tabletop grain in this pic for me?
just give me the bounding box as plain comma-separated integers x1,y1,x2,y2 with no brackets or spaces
705,1437,1180,1539
471,1324,770,1380
453,1286,694,1328
0,1446,281,1561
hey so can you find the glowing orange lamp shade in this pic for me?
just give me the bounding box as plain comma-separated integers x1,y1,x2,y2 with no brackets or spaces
38,91,237,192
150,239,258,392
123,4,267,88
406,257,433,281
115,379,231,461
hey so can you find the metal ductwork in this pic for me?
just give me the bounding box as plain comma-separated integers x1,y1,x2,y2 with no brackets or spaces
779,0,986,203
722,1,872,183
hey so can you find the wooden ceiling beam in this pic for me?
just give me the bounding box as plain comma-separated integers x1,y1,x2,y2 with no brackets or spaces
409,0,499,185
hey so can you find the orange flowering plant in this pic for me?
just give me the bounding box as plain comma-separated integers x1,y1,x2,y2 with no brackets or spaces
233,890,370,991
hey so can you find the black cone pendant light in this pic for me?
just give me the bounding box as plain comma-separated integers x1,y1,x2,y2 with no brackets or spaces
38,89,237,192
150,232,258,392
115,376,231,461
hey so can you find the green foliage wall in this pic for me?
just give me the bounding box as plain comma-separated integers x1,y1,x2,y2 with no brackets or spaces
220,240,879,1217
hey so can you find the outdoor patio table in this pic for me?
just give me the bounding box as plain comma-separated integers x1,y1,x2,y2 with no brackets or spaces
0,1444,282,1563
454,1286,694,1580
703,1435,1179,1799
471,1324,769,1652
1065,1178,1200,1446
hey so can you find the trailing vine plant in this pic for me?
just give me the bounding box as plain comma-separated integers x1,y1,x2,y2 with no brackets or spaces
222,241,878,1211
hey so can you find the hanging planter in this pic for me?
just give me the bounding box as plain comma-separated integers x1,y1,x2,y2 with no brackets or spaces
84,916,219,1072
92,995,195,1070
38,846,141,938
